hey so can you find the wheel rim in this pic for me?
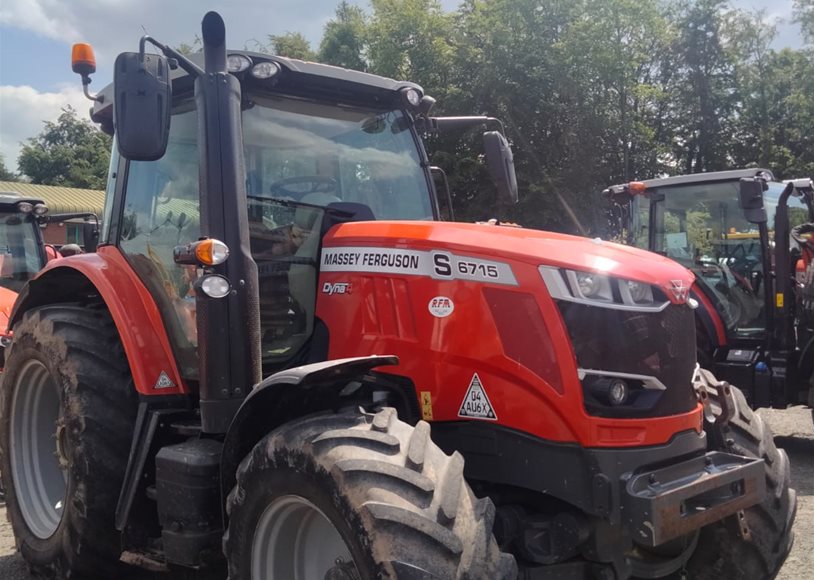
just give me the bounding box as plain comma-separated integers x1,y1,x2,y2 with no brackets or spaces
251,495,356,580
10,359,67,539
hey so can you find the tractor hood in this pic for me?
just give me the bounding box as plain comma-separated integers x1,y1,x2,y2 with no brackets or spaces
323,221,695,302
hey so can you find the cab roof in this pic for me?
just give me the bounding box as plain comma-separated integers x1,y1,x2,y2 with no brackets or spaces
91,50,424,133
0,192,46,212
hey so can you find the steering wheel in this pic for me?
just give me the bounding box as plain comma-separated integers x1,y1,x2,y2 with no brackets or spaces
269,176,338,199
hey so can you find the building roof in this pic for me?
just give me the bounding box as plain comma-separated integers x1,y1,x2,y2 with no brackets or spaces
0,181,104,216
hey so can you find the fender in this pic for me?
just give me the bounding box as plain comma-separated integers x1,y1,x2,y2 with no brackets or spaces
9,245,189,395
691,285,727,348
220,355,399,499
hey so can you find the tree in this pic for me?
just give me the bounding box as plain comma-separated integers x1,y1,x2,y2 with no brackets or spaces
794,0,814,44
367,0,454,97
267,32,315,60
318,1,369,70
0,154,17,182
17,107,112,190
667,0,739,173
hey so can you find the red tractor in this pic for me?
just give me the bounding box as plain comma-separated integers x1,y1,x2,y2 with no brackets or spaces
605,170,814,420
0,13,795,580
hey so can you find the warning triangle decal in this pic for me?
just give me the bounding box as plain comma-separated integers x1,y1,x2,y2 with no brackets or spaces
457,373,497,420
154,371,175,390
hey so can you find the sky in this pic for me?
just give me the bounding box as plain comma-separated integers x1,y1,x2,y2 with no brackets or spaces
0,0,804,174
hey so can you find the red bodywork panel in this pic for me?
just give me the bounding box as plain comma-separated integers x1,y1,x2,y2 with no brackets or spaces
0,285,17,335
692,283,727,346
317,222,702,448
27,246,189,395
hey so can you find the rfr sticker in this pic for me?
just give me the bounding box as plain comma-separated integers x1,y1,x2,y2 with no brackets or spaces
428,296,454,318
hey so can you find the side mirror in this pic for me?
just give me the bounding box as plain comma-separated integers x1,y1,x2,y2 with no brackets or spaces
82,221,99,252
114,52,171,161
483,131,518,204
738,178,768,224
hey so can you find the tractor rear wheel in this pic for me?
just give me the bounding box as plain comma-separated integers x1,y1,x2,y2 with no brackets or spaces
0,305,137,579
676,376,797,579
224,407,517,579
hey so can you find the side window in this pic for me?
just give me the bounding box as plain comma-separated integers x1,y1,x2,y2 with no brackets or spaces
119,110,201,378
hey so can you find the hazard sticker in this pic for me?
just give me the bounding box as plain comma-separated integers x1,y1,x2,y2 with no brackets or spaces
457,373,497,420
154,371,176,390
420,391,434,420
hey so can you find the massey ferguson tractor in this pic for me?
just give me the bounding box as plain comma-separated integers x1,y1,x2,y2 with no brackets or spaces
605,170,814,421
0,13,795,580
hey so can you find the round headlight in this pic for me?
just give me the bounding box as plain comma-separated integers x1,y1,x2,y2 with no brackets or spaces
403,88,421,107
252,61,281,79
576,272,600,297
32,203,49,216
608,379,629,406
627,280,652,303
17,202,33,213
200,275,231,299
227,54,252,73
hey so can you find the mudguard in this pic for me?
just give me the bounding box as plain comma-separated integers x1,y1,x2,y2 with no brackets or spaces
219,355,399,499
8,246,188,395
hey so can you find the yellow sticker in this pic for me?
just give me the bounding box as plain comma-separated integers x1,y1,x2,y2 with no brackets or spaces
776,293,784,308
420,391,433,421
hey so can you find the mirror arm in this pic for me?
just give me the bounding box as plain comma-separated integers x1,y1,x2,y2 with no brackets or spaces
139,35,204,78
420,116,506,135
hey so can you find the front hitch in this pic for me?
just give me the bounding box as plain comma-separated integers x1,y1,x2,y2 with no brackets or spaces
622,449,765,546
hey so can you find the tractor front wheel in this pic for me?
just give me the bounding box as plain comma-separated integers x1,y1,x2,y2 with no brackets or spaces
677,374,797,579
224,408,517,579
0,305,137,579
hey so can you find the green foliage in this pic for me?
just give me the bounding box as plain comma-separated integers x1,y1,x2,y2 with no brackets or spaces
17,107,112,190
267,32,315,60
0,154,17,182
318,1,368,70
795,0,814,44
367,0,454,97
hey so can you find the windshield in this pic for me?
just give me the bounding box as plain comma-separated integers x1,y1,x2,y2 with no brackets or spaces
632,180,809,339
119,96,433,378
0,213,44,293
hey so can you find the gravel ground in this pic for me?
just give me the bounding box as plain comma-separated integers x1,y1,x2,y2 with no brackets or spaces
0,407,811,579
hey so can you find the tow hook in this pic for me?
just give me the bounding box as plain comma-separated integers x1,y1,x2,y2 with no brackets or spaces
692,366,736,428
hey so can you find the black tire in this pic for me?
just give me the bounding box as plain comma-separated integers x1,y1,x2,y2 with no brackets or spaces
0,305,138,578
224,407,517,579
679,379,797,579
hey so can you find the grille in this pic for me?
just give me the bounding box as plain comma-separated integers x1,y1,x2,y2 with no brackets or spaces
557,302,698,417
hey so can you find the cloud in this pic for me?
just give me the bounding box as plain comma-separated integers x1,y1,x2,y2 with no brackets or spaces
0,0,353,70
0,84,90,172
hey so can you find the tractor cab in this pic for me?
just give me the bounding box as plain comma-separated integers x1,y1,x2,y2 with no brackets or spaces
85,46,516,384
605,169,814,410
0,194,49,294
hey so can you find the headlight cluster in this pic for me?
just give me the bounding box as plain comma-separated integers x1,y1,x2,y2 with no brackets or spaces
539,266,669,311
